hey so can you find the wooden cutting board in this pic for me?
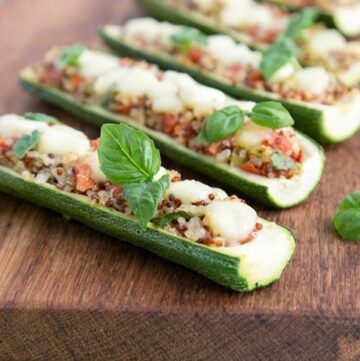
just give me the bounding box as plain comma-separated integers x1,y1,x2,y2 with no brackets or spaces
1,0,360,359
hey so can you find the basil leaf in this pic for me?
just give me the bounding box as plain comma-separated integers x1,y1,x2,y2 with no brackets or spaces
13,130,41,159
198,106,245,144
260,37,297,79
271,152,296,171
124,175,170,228
98,123,161,184
334,192,360,241
24,113,57,123
284,8,319,38
251,102,294,129
57,43,86,69
153,211,192,228
171,27,208,51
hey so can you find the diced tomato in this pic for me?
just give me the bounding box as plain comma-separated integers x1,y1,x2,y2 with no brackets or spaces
206,141,223,155
40,68,62,87
268,133,293,156
294,149,303,162
241,162,262,175
91,138,100,150
187,48,203,63
115,103,132,115
74,163,94,192
245,70,263,86
70,74,86,89
163,114,179,135
120,58,132,66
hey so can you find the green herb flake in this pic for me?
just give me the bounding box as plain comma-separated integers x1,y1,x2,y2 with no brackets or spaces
98,123,161,184
171,27,208,51
334,192,360,241
198,105,245,144
284,8,319,39
153,211,192,228
260,36,298,80
57,43,86,69
251,102,294,129
24,113,58,123
13,130,41,159
270,152,296,171
124,175,170,229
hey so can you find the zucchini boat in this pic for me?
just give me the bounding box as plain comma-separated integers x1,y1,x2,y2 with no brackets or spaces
264,0,360,37
0,113,296,291
137,0,294,50
100,19,360,143
19,46,325,208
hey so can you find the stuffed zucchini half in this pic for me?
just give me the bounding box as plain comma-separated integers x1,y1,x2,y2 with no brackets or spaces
100,19,360,143
137,0,294,50
19,46,325,208
0,114,296,291
265,0,360,37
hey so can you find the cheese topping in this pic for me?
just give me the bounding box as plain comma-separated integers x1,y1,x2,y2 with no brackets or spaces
234,121,274,149
204,199,257,245
308,29,346,57
0,114,48,138
293,67,331,96
78,50,119,78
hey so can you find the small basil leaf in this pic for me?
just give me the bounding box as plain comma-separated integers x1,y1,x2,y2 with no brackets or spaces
251,102,294,128
334,192,360,241
57,43,86,69
153,211,192,228
98,123,161,184
198,106,245,144
284,8,319,38
270,152,296,171
24,113,58,123
171,26,208,51
260,36,297,79
124,175,170,228
13,130,41,159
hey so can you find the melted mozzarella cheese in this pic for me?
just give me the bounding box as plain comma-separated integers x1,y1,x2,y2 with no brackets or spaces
124,18,161,43
0,114,48,137
78,50,119,78
234,121,273,149
147,80,178,100
93,67,131,95
152,94,184,113
162,71,196,88
204,199,257,245
167,180,227,204
270,63,296,82
308,29,346,56
38,125,90,156
293,67,331,95
81,151,107,183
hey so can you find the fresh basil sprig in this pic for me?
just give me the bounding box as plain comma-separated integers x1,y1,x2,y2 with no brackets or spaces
98,123,169,228
260,36,298,80
198,102,294,144
260,8,318,80
334,192,360,241
153,211,192,228
124,175,170,229
198,106,245,144
24,113,58,123
284,7,319,39
98,123,161,184
271,152,296,171
171,27,208,51
251,102,294,129
13,130,41,159
57,43,86,69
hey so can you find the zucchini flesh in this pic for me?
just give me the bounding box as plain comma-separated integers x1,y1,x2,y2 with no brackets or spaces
0,165,295,292
19,69,325,208
100,25,360,145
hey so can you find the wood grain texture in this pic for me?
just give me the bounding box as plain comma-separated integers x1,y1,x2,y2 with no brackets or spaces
1,0,360,358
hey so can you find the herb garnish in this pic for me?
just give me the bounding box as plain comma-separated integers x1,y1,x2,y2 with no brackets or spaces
334,192,360,241
24,113,58,123
13,130,41,159
98,123,169,228
153,211,192,228
260,8,319,79
198,102,294,144
57,43,86,69
171,27,208,51
271,152,296,171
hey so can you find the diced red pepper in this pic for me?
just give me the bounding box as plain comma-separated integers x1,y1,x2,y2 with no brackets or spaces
74,163,94,192
163,114,179,135
91,138,100,150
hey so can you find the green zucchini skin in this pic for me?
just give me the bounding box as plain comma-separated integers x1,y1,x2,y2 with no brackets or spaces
19,73,324,208
101,29,330,144
0,165,294,292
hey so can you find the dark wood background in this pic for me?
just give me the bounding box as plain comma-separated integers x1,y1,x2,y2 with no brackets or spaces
1,0,360,359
